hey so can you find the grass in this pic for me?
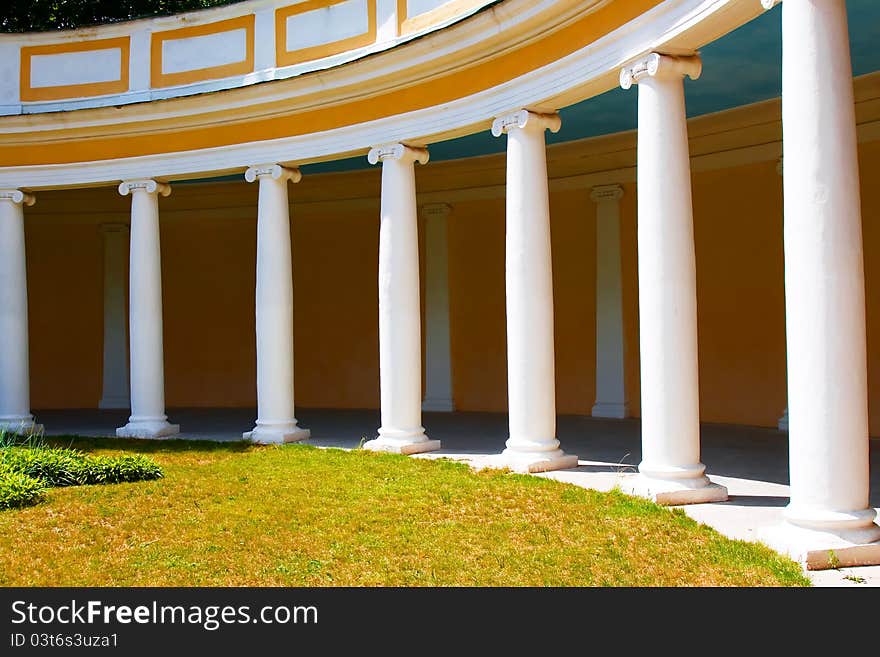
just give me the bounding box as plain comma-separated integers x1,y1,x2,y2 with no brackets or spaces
0,436,810,587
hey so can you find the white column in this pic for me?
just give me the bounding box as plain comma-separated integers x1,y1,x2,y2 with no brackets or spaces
590,184,629,419
759,0,880,568
0,189,41,435
364,144,440,454
243,164,309,444
99,224,131,409
116,180,179,439
620,54,726,504
421,202,455,412
775,156,789,432
490,110,578,473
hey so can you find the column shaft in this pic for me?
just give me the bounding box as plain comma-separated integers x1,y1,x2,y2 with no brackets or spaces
0,190,40,434
116,180,178,438
768,0,880,561
491,110,577,473
244,164,309,444
364,144,439,454
99,224,131,409
422,203,454,412
591,185,628,419
620,54,726,503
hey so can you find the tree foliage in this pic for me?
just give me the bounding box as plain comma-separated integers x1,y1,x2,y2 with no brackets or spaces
1,1,247,33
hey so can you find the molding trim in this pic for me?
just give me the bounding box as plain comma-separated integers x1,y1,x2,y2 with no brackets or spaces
19,37,130,102
150,14,255,89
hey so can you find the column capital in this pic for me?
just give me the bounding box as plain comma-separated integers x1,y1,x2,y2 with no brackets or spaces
244,163,301,184
118,179,171,197
420,203,452,219
367,143,429,166
100,223,130,234
491,109,561,137
590,184,624,202
619,53,702,89
0,189,35,206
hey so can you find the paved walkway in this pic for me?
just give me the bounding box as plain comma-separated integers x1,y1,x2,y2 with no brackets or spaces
36,407,880,587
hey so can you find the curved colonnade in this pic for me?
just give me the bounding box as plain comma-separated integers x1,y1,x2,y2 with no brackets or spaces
0,0,877,568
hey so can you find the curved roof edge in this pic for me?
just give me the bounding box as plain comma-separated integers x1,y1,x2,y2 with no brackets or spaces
0,0,769,189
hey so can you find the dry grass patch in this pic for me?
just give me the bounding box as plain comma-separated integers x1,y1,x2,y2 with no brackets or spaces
0,436,809,587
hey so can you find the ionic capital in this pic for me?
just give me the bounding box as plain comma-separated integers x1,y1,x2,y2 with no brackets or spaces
420,203,452,219
118,179,171,197
620,53,702,89
491,109,561,137
0,189,35,206
761,0,780,9
367,144,429,166
244,164,301,184
590,184,624,203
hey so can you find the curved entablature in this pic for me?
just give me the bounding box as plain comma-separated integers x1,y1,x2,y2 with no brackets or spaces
0,0,767,189
0,0,500,114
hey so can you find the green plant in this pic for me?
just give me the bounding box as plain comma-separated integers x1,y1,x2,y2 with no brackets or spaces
827,549,841,570
80,454,164,484
0,447,164,488
0,464,45,509
0,424,46,449
0,447,89,487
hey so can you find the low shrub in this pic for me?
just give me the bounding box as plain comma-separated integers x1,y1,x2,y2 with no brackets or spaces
80,454,164,484
0,445,164,505
0,464,45,510
0,447,88,487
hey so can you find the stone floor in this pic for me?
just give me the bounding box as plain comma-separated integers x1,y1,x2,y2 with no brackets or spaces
35,407,880,587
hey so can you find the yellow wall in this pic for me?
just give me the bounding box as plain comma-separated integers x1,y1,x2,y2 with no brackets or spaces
691,160,787,427
447,198,507,411
26,220,104,408
21,135,880,434
161,203,258,407
291,208,380,409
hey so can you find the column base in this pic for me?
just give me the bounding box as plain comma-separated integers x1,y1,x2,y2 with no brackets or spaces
759,514,880,570
116,417,180,439
422,396,454,412
490,448,579,474
591,401,630,419
99,395,131,410
0,416,43,436
620,472,728,506
363,428,440,455
244,421,310,444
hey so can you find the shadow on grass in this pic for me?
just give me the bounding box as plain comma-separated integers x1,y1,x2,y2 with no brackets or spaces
41,434,256,456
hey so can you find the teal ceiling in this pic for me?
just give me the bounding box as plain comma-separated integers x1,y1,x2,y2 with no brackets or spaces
181,0,879,182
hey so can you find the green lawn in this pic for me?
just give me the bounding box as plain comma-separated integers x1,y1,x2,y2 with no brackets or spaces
0,436,809,586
